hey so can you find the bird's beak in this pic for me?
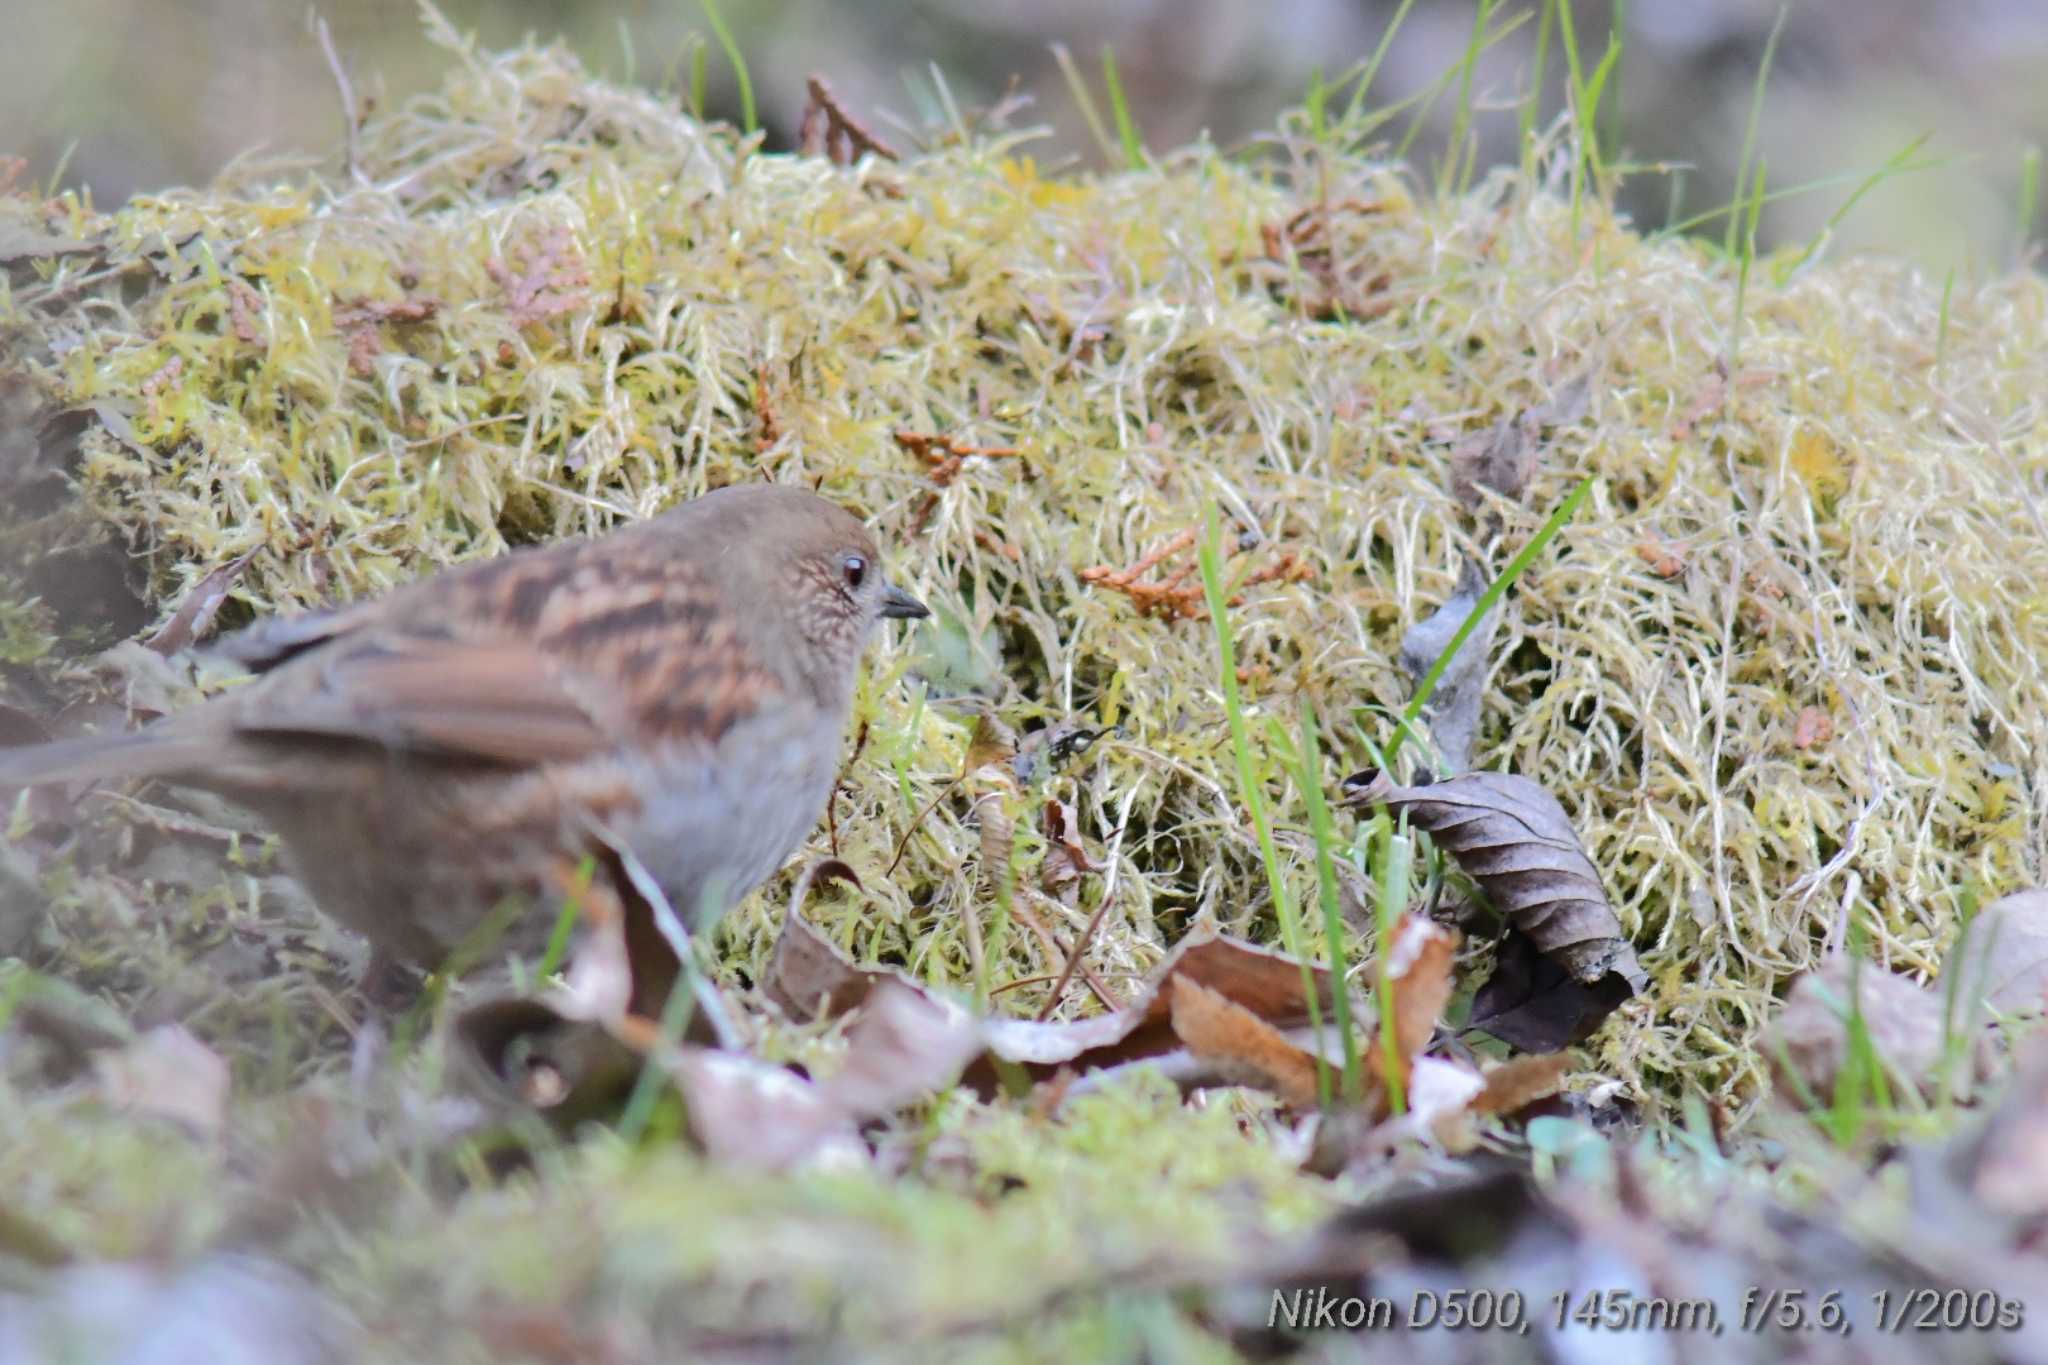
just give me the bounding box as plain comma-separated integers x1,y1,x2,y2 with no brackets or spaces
880,583,931,620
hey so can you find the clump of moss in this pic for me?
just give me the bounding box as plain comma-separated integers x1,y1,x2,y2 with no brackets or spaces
0,17,2044,1307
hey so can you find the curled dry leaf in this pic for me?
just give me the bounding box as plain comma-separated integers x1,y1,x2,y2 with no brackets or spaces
764,859,881,1022
1764,957,1980,1103
961,710,1019,775
1468,1052,1572,1116
1945,889,2048,1018
1340,768,1647,998
964,929,1340,1095
1397,559,1501,773
143,549,259,656
1167,975,1322,1109
1450,414,1539,508
1448,378,1590,509
976,794,1014,900
1465,926,1634,1052
1360,916,1459,1115
1039,798,1105,907
668,981,978,1171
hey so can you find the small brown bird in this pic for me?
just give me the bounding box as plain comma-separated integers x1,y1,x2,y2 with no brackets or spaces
0,484,928,970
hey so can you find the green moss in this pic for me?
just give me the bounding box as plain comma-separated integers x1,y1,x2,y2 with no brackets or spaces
0,594,56,669
334,1072,1331,1357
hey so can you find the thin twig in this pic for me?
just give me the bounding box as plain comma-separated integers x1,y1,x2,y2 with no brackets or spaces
799,74,901,164
1034,781,1139,1020
1010,893,1118,1011
883,775,959,876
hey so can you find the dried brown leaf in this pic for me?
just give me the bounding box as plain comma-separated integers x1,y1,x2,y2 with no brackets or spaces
144,548,257,655
760,857,877,1021
1765,957,1969,1101
1359,916,1458,1112
1944,889,2048,1018
1466,926,1634,1051
962,710,1019,774
1168,975,1322,1108
1396,559,1501,773
966,929,1339,1094
1039,798,1104,906
1450,414,1538,507
668,980,976,1168
1469,1052,1572,1116
1341,768,1647,996
818,978,980,1118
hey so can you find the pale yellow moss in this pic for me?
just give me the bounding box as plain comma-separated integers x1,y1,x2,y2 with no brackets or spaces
2,28,2044,1138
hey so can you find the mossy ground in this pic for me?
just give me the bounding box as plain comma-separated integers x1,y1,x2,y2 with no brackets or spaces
2,20,2046,1360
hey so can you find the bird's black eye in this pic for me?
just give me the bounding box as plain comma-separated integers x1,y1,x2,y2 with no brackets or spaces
842,554,868,590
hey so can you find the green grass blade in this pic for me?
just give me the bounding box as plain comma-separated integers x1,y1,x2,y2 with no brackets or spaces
1100,46,1147,169
1343,0,1420,128
535,854,596,980
1372,812,1412,1114
1724,5,1785,257
1830,902,1894,1145
1778,133,1932,279
1660,151,1947,242
616,17,637,86
1519,0,1555,169
1440,0,1499,199
698,0,755,135
1602,0,1628,162
1394,9,1524,167
1935,881,1982,1114
1297,704,1361,1102
1384,475,1595,772
1198,503,1332,1108
687,39,709,120
619,973,697,1145
1555,0,1587,227
1728,158,1767,372
1050,43,1119,166
1305,67,1327,143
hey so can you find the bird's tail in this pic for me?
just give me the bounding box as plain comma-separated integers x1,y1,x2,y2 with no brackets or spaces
0,729,216,789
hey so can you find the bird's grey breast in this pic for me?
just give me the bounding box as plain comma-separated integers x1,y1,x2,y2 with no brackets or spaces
619,700,845,924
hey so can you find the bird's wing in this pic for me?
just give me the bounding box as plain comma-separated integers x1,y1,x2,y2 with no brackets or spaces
230,637,618,766
206,529,781,766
